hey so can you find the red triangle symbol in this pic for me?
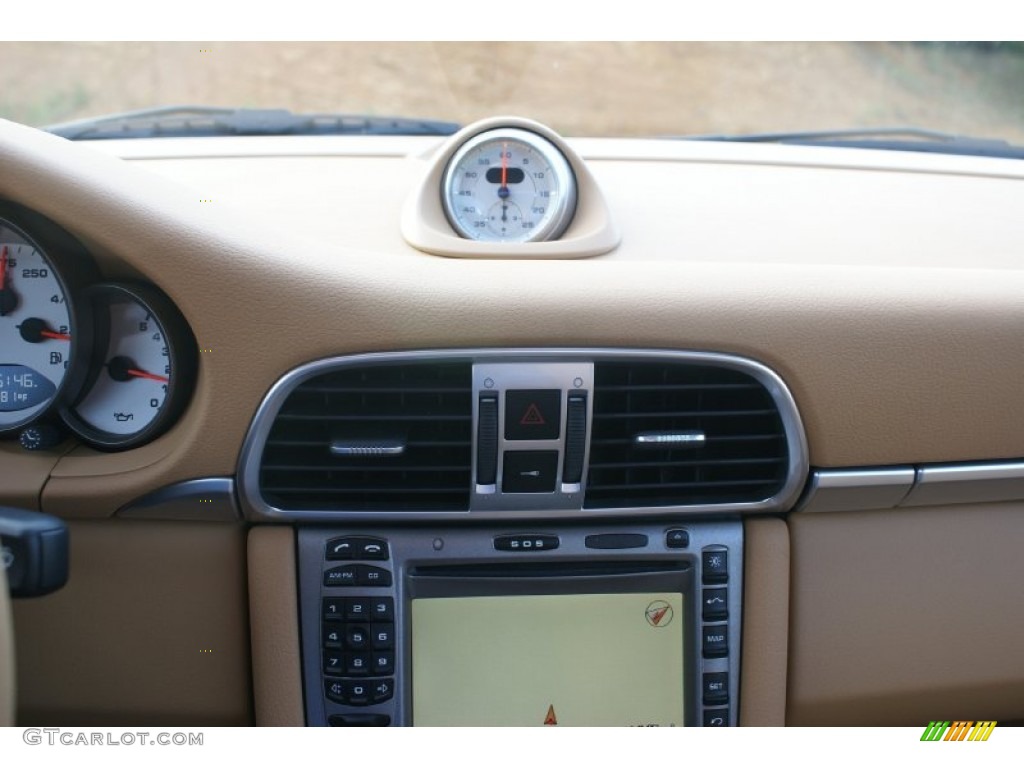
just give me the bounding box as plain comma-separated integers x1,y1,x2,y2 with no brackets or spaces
544,704,558,726
520,403,546,426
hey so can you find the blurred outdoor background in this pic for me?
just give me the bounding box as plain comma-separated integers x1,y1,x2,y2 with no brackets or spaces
1,42,1022,141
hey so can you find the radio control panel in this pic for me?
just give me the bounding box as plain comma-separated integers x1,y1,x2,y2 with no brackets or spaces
298,521,743,727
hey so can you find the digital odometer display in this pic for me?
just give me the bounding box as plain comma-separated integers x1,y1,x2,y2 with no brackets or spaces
0,364,56,411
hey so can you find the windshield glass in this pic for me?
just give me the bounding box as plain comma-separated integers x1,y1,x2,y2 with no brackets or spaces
1,42,1022,143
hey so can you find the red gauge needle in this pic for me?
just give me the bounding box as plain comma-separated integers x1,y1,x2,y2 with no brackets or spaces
0,245,8,291
108,356,168,383
19,317,69,343
127,368,169,383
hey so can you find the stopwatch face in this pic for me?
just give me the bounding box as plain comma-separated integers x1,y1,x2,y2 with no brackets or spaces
63,283,196,450
442,128,577,243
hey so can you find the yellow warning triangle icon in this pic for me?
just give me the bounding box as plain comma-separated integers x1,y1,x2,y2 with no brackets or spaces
544,704,558,726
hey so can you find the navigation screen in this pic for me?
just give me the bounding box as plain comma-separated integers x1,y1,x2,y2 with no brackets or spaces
411,592,685,726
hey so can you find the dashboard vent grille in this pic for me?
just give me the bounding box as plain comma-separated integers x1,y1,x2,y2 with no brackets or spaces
584,361,789,508
259,362,472,511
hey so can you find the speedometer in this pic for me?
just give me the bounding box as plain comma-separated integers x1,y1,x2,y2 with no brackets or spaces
441,128,577,243
0,204,93,436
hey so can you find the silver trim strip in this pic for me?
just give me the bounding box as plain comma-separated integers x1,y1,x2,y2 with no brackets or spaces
236,348,809,522
796,467,915,514
901,462,1024,507
116,477,240,521
330,439,406,457
635,431,706,447
799,460,1024,513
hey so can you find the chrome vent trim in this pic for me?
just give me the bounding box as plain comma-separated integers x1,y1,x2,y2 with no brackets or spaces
238,349,808,522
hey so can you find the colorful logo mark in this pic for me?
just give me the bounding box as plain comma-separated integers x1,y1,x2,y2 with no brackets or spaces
920,721,997,741
645,600,673,627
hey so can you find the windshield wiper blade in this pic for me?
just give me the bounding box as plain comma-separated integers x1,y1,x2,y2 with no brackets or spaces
44,106,461,140
681,127,1024,160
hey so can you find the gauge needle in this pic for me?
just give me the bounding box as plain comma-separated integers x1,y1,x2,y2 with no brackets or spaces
19,317,70,342
107,355,168,383
499,142,510,222
127,368,169,383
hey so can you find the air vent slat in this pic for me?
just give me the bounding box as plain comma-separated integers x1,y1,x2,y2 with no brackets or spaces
593,409,777,419
596,383,761,392
589,457,785,470
259,361,472,512
586,479,776,492
262,464,470,473
584,361,790,509
274,413,471,422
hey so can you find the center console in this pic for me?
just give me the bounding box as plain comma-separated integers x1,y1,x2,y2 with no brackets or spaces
298,521,742,727
239,348,806,727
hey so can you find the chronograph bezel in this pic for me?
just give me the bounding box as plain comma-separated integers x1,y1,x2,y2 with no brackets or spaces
441,127,578,243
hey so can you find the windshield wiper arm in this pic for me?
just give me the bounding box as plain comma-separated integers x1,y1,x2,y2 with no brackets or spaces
681,127,1024,160
44,106,461,140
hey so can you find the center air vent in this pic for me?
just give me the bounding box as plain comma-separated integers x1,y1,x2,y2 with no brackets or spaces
259,362,472,511
584,361,790,508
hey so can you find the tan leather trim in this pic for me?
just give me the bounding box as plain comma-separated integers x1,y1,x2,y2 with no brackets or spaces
248,526,304,726
788,503,1024,725
739,517,789,726
13,521,252,725
0,554,14,726
1,119,1024,520
0,443,64,511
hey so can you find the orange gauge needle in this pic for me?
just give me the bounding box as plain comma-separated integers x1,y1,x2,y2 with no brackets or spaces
127,368,169,383
0,245,8,291
40,330,72,341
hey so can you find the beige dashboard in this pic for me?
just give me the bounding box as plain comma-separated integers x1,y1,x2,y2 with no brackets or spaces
1,116,1023,726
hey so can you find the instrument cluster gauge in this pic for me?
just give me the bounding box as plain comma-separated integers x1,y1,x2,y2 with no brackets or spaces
62,283,197,450
0,204,95,437
441,127,577,243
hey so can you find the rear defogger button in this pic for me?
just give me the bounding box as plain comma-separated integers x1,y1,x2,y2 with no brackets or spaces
502,451,559,493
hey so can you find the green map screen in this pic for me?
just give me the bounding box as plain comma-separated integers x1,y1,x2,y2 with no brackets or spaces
411,592,685,726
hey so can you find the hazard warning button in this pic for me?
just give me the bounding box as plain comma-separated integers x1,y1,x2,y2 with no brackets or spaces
505,389,561,441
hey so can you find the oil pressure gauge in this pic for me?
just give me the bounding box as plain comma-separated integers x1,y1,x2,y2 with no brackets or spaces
441,127,577,243
62,283,196,450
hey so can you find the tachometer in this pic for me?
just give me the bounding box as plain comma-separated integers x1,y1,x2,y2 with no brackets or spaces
0,204,94,436
62,283,197,450
441,128,577,243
